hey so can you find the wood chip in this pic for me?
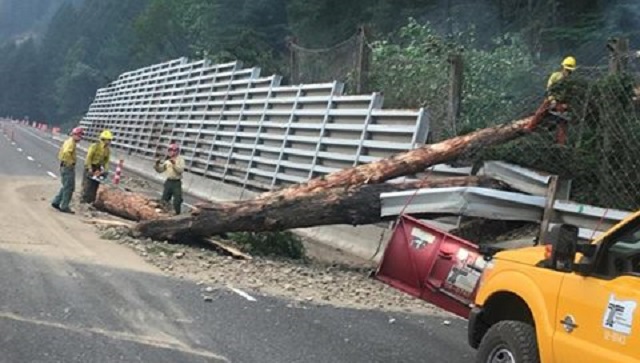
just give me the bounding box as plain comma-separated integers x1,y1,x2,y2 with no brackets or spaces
83,218,133,228
205,238,252,260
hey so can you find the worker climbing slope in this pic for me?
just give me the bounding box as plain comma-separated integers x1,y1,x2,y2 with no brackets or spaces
154,143,185,215
51,127,84,214
81,129,113,204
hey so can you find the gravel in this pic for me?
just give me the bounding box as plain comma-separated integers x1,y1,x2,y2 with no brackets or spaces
94,226,449,317
83,174,449,317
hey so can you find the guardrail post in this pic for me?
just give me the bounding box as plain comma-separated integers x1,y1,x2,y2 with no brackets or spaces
537,175,559,245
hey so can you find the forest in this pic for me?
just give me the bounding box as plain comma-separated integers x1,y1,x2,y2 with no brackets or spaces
0,0,639,209
0,0,636,127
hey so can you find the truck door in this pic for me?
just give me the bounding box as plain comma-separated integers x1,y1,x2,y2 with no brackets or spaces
554,227,640,362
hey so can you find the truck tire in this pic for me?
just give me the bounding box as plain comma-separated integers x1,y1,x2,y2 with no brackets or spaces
475,321,540,363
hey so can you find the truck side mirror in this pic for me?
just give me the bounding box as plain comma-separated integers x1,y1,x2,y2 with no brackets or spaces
545,224,579,272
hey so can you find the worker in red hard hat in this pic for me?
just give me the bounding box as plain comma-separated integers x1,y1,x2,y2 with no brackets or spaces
154,143,185,214
51,127,84,214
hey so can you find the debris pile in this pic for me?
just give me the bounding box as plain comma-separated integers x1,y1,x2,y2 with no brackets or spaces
95,223,450,316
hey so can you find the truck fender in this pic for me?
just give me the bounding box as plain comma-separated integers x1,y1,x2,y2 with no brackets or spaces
476,270,558,362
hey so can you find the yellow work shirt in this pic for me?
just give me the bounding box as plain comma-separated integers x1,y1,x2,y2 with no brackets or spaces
58,137,77,167
546,71,566,101
85,141,110,171
154,156,185,180
547,71,565,90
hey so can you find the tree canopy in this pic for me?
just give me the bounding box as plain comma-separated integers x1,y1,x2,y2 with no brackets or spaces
0,0,637,126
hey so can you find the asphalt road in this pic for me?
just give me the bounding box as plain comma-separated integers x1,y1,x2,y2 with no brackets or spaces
0,122,475,363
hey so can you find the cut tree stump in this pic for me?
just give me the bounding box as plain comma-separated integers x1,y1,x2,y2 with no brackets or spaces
134,176,501,240
94,185,172,221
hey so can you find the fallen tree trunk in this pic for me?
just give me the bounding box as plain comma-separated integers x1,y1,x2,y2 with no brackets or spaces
134,176,501,240
95,186,172,221
255,117,534,202
128,116,534,240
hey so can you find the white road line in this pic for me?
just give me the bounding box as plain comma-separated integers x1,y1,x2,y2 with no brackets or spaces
228,287,257,302
47,172,58,179
27,156,34,161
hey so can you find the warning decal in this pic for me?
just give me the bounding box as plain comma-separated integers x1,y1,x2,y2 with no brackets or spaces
602,294,637,336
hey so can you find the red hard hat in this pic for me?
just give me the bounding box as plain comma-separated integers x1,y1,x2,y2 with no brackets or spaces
168,143,179,151
71,127,84,136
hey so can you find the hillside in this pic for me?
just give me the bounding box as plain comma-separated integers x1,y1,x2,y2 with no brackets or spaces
0,0,84,43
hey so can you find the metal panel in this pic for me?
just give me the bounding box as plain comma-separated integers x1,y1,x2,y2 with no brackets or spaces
380,187,631,240
270,85,304,188
479,160,572,199
306,81,344,181
353,93,383,166
79,58,436,192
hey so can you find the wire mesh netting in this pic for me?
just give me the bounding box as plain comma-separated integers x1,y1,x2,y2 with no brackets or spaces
466,56,640,212
288,32,359,91
288,24,640,212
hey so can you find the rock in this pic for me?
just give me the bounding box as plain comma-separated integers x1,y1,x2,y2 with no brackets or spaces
443,320,451,326
100,228,121,240
322,276,334,284
159,252,167,258
205,286,214,293
388,318,396,324
203,295,213,302
173,252,185,259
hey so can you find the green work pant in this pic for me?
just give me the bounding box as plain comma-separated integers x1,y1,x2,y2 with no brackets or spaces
81,166,101,204
52,165,76,210
162,179,183,214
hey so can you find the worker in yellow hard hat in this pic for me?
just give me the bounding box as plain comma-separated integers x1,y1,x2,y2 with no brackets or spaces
527,56,577,145
547,56,576,99
547,56,576,144
81,129,113,204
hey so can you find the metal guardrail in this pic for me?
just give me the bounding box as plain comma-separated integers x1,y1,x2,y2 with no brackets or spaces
80,57,430,191
478,161,572,199
380,186,631,241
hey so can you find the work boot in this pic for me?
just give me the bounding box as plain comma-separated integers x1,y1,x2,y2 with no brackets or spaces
51,203,61,210
59,208,75,214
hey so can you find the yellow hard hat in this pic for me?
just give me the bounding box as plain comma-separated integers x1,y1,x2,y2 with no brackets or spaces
562,56,577,71
100,130,113,140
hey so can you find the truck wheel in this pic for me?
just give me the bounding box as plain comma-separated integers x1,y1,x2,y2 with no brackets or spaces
475,321,540,363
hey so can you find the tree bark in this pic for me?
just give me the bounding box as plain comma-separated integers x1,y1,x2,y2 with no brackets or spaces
95,185,172,221
134,176,500,240
130,116,534,240
255,117,533,202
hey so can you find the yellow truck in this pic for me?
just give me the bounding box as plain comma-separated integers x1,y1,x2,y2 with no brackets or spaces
468,212,640,362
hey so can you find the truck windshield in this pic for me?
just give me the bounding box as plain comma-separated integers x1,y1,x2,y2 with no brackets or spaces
599,221,640,277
